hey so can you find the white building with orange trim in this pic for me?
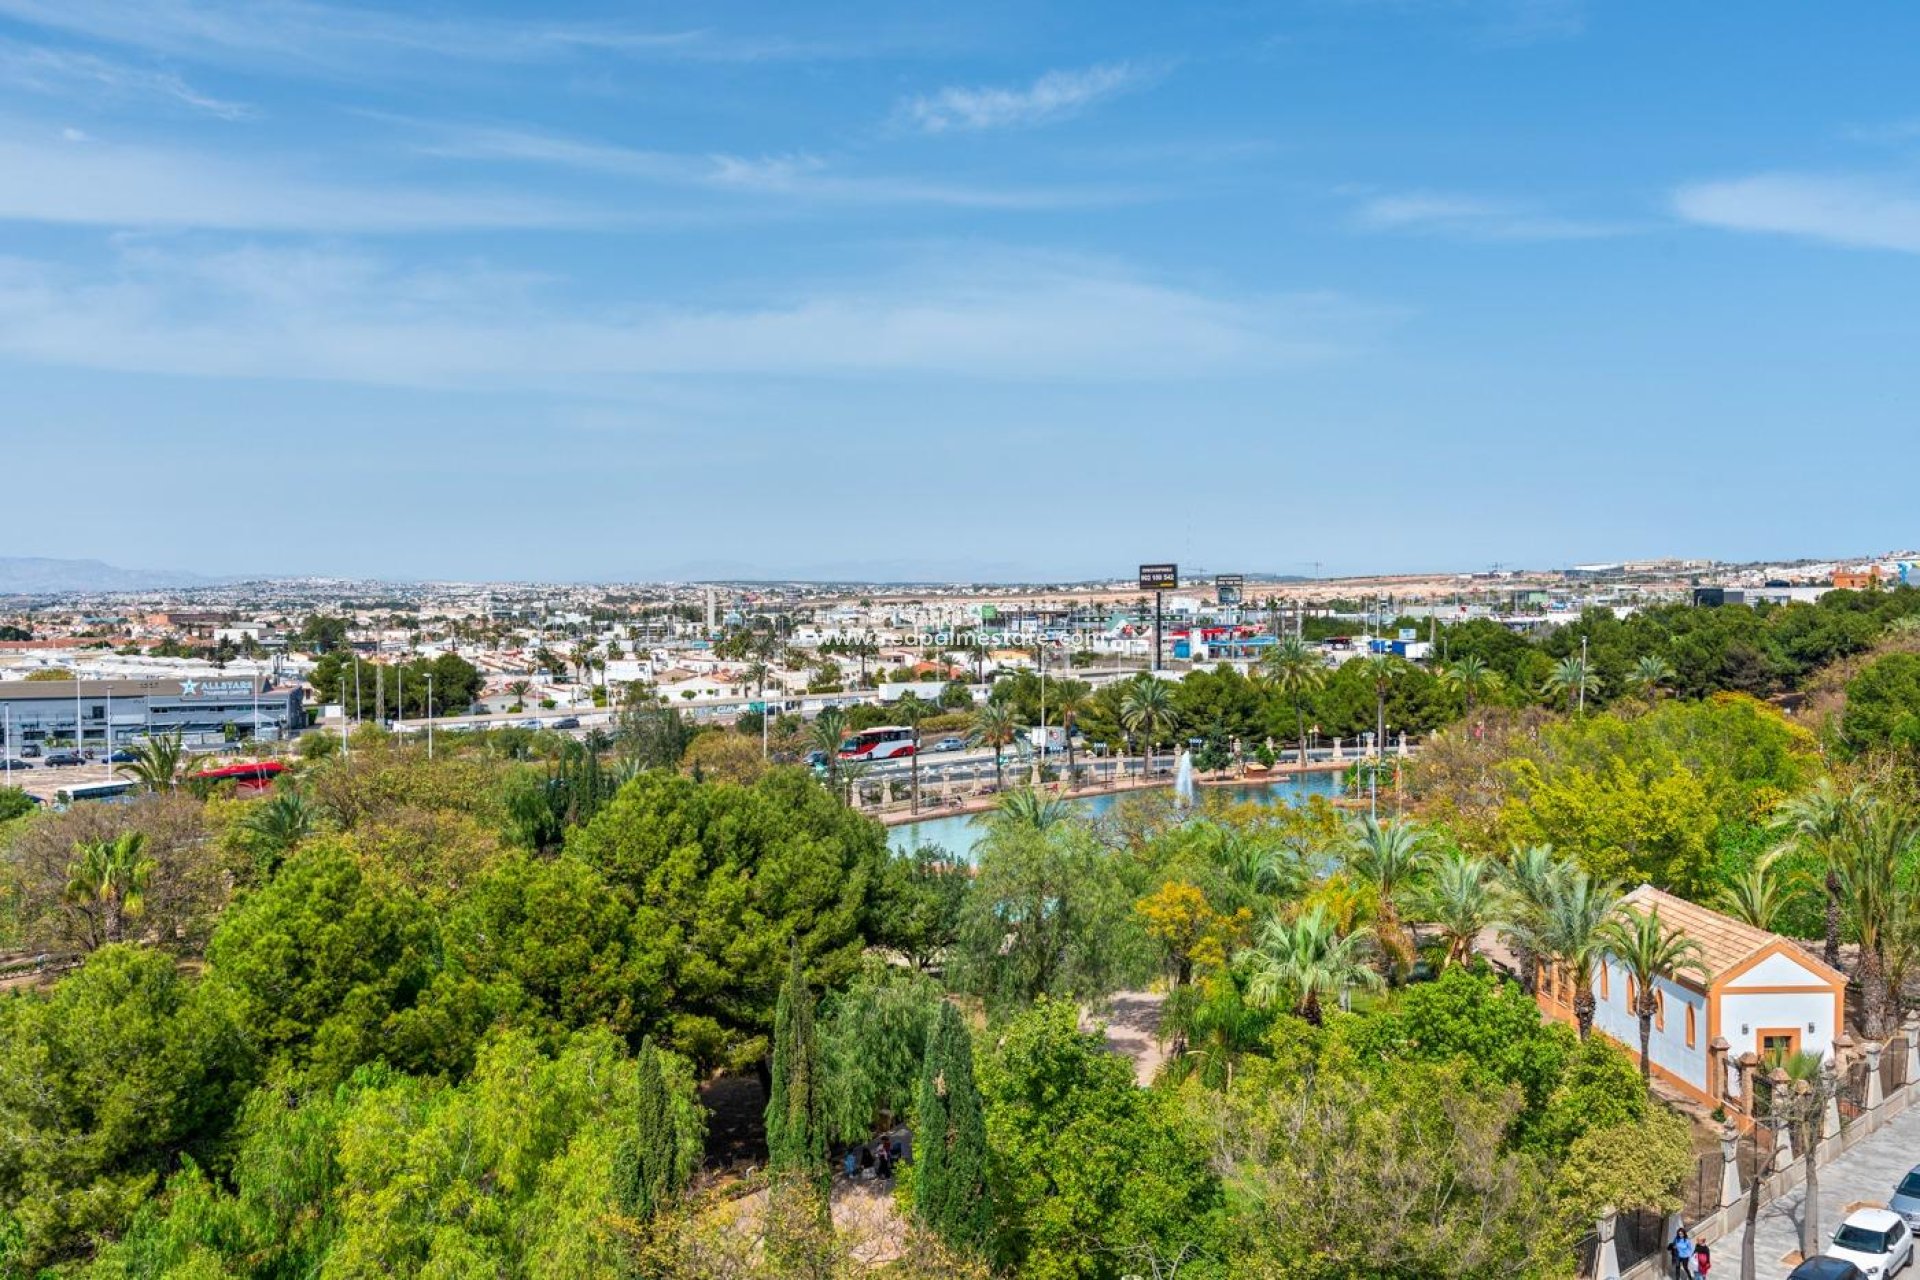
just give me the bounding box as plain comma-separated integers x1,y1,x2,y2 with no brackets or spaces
1536,885,1846,1108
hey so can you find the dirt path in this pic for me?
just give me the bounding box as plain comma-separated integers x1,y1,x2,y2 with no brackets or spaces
1097,990,1171,1086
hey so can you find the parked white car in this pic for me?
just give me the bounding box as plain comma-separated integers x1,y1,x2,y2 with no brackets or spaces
1829,1208,1915,1278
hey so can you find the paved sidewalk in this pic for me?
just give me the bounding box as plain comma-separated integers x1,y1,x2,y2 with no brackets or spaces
1710,1106,1920,1280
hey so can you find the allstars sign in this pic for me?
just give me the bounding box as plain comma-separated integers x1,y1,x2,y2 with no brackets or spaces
178,678,255,698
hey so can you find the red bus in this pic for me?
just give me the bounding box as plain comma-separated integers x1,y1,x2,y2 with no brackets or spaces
188,761,287,795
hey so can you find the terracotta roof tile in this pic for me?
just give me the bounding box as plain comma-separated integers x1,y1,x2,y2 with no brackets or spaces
1618,884,1841,987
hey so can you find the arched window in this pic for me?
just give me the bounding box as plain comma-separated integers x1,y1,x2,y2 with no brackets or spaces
1685,1003,1697,1048
1655,989,1666,1032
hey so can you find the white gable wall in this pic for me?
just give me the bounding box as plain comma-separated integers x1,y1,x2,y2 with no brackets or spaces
1723,949,1830,989
1718,989,1838,1062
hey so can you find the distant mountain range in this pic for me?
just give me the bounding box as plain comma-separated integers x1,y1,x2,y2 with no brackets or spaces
0,557,221,593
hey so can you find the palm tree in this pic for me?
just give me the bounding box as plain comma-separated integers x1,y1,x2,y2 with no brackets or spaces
1173,975,1270,1092
1119,674,1177,784
809,708,849,793
1257,636,1326,769
1831,805,1920,1036
895,694,931,814
1535,868,1623,1040
1776,779,1874,971
241,790,317,872
1339,815,1434,983
970,702,1019,793
506,679,533,712
1051,678,1092,788
118,731,186,793
64,832,154,947
1358,652,1406,755
1597,905,1709,1088
1714,848,1798,932
1239,905,1381,1025
743,660,772,698
1627,655,1675,700
1542,655,1600,715
1416,852,1500,969
987,788,1071,832
1438,655,1502,717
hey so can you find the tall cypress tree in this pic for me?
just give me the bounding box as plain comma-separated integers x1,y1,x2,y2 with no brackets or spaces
615,1037,681,1221
913,1001,990,1251
765,949,827,1190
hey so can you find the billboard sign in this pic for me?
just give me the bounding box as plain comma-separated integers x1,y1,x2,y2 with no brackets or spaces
1138,563,1179,591
1216,574,1244,606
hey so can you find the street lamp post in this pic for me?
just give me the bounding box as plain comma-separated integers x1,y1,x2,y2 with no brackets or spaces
426,672,434,761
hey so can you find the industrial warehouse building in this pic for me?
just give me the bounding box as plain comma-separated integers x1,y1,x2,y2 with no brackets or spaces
0,675,303,753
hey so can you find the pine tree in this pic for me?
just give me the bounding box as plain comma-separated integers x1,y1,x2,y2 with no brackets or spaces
765,949,827,1189
615,1037,681,1221
913,1001,991,1251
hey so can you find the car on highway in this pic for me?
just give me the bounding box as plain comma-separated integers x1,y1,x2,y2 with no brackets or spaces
43,752,85,767
19,744,40,758
107,750,138,763
927,736,966,753
805,749,829,771
516,719,542,730
1792,1258,1868,1280
1828,1208,1914,1277
551,717,580,730
1,759,34,771
1892,1165,1920,1229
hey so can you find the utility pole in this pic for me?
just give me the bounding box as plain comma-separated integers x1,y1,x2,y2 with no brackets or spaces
427,672,435,761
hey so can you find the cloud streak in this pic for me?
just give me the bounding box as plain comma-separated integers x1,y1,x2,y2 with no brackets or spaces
0,127,606,231
415,122,1141,210
0,243,1388,389
1674,172,1920,254
0,0,793,76
0,39,251,118
901,63,1146,134
1353,190,1629,240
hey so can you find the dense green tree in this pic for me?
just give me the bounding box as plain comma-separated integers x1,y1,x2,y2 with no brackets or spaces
874,844,972,972
979,1002,1223,1279
614,1037,686,1222
0,946,249,1272
203,840,438,1085
766,950,829,1207
0,786,32,825
818,961,943,1144
1843,651,1920,755
953,823,1149,1011
1341,965,1576,1144
565,769,886,1070
914,1001,991,1253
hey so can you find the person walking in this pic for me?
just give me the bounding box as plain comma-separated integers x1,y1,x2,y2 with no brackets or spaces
1667,1226,1696,1280
1694,1240,1711,1277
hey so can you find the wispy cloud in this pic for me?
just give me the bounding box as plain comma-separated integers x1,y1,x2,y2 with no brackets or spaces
1353,190,1629,240
1674,172,1920,254
415,122,1141,210
900,63,1147,134
0,39,251,118
0,127,597,231
0,0,794,76
0,242,1389,388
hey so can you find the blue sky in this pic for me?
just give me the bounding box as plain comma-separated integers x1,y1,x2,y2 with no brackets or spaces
1,0,1917,582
